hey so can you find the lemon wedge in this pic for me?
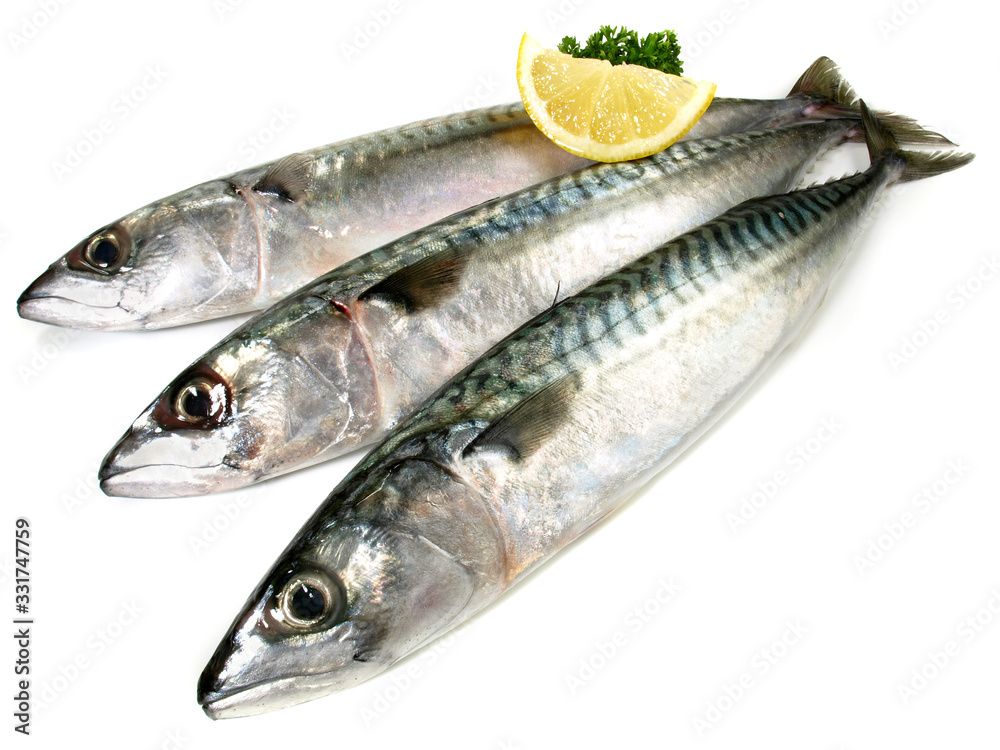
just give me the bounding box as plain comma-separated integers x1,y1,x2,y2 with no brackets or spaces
516,33,716,163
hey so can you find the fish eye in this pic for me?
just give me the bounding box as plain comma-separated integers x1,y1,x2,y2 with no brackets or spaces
152,367,230,430
286,582,328,624
175,378,224,423
85,235,121,269
277,572,343,629
68,227,132,274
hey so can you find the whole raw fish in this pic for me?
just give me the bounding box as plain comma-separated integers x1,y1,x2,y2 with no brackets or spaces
196,104,971,718
18,58,939,331
101,104,942,498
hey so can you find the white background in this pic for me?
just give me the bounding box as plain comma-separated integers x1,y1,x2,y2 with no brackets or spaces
3,0,997,747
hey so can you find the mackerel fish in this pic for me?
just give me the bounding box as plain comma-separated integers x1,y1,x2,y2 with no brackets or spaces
100,93,946,498
196,103,972,718
17,57,939,331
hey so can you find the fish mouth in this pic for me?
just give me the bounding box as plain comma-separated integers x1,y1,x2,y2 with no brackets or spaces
99,460,245,498
199,674,321,720
199,682,273,720
198,661,379,719
17,268,134,330
100,423,248,498
17,291,130,330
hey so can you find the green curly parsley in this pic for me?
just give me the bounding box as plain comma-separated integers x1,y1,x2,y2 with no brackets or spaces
558,25,683,76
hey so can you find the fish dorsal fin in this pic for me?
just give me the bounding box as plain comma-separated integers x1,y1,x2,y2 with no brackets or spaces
463,373,580,461
359,247,467,312
254,153,312,201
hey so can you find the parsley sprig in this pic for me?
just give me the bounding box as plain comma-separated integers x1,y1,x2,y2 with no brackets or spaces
558,25,683,76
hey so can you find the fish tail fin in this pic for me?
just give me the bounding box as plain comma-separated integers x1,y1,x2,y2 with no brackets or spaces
859,100,974,182
790,56,955,147
788,56,859,115
842,116,959,149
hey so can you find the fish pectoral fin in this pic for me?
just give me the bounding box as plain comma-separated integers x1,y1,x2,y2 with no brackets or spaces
359,246,468,313
253,153,313,202
463,373,580,461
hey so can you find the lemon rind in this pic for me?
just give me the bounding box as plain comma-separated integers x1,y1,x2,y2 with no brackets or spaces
517,32,716,163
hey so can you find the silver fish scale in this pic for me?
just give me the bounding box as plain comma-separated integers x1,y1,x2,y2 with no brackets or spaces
103,118,875,500
331,103,533,165
269,123,852,313
446,171,890,578
32,55,953,334
351,98,790,160
340,164,887,509
216,131,784,351
286,166,889,611
195,102,973,719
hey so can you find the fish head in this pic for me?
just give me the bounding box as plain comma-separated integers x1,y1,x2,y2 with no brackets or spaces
198,461,485,718
17,181,257,330
99,295,381,497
